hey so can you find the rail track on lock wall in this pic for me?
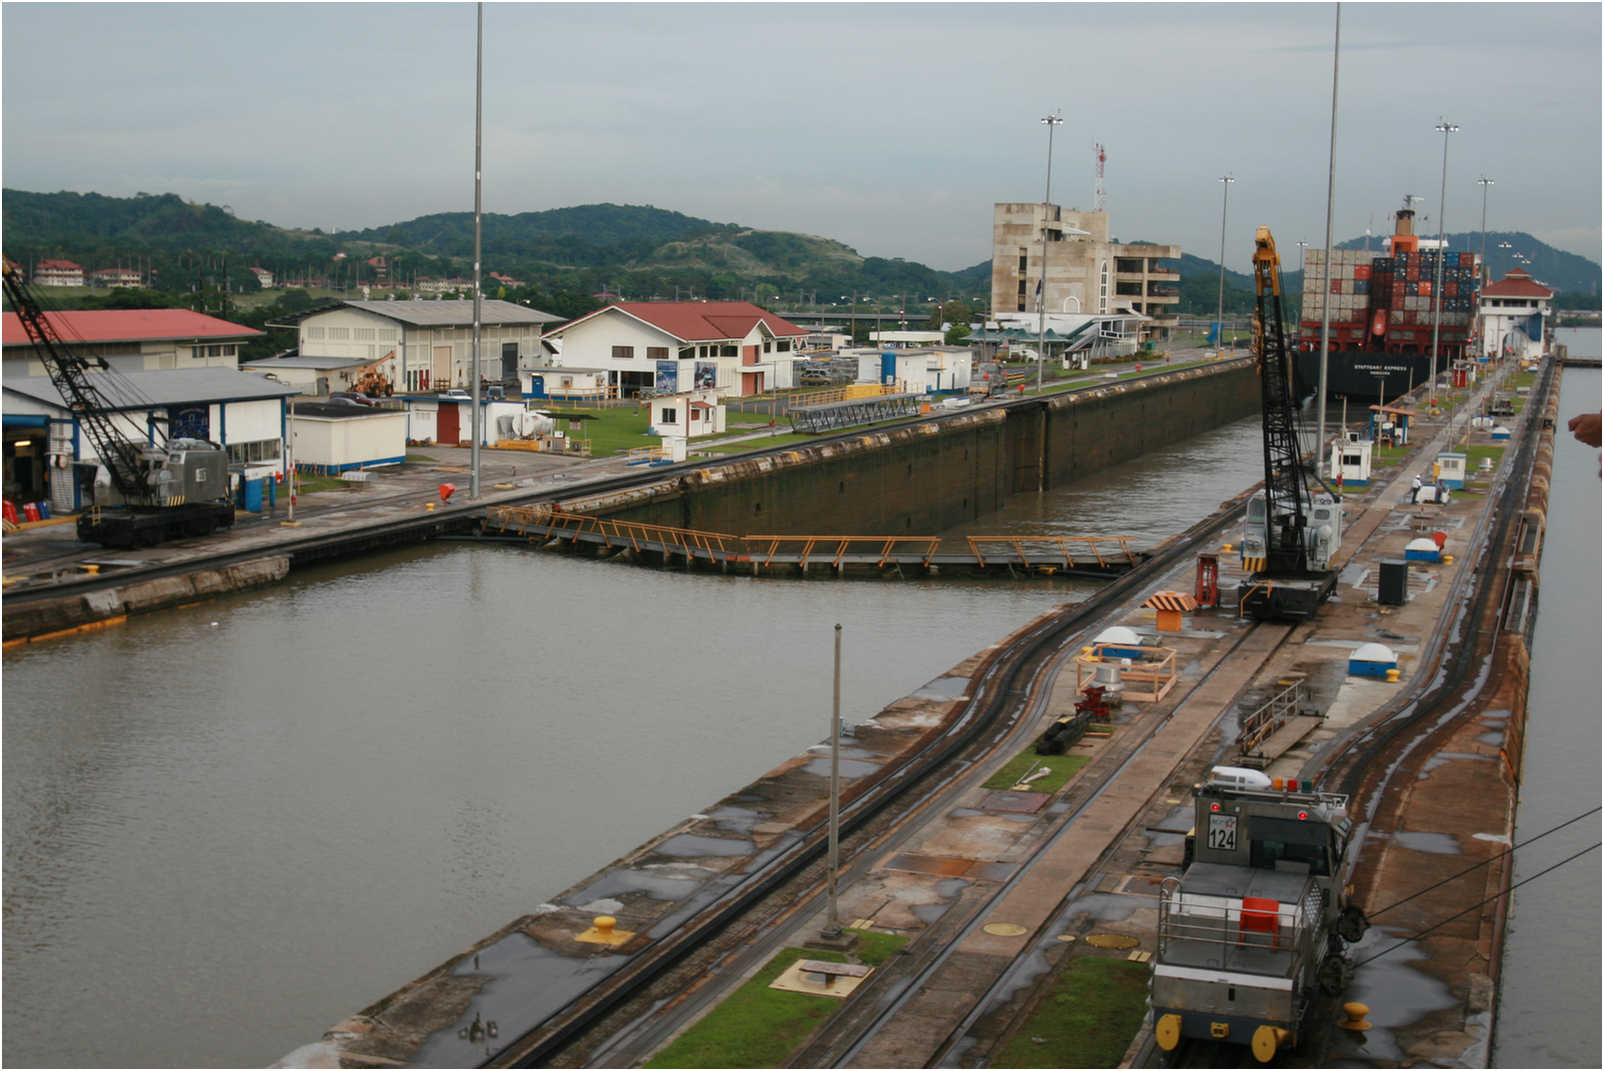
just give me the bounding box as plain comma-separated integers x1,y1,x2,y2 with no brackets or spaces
492,367,1559,1070
479,480,1283,1068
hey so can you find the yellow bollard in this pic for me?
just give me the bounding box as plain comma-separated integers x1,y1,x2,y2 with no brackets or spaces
1386,668,1401,683
1340,1002,1372,1031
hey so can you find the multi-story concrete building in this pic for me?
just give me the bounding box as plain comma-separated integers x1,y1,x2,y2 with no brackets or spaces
990,203,1181,341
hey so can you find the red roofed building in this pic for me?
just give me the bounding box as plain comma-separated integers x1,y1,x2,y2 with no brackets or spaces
33,259,85,287
543,301,809,397
2,308,265,378
91,267,143,289
1478,269,1555,360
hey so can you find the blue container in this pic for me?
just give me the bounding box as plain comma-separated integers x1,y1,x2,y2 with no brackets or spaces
36,501,51,519
881,351,897,386
242,477,264,512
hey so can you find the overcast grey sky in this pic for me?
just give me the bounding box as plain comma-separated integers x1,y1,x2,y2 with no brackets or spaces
3,2,1599,272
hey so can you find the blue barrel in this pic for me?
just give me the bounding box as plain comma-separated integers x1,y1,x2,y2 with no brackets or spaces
243,477,264,512
36,501,51,519
881,351,897,385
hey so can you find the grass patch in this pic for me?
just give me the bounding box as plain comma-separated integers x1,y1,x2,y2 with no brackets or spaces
983,750,1090,794
645,932,908,1068
289,474,350,494
994,956,1151,1068
697,433,817,454
405,452,438,464
537,406,654,457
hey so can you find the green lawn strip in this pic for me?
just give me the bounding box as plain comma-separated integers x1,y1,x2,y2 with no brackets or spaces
645,932,907,1069
538,406,655,457
994,955,1151,1068
697,433,817,454
983,751,1090,794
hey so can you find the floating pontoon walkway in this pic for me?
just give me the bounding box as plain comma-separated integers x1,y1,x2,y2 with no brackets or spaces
483,506,1147,580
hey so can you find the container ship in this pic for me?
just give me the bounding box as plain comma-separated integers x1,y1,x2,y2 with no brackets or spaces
1294,203,1480,402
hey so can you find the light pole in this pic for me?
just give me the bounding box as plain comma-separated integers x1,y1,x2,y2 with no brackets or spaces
470,0,484,498
1477,176,1494,286
1215,175,1234,353
1316,1,1341,454
1429,119,1458,410
1037,110,1063,394
1296,240,1309,298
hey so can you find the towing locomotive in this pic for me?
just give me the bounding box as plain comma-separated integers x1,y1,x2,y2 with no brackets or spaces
1151,766,1368,1063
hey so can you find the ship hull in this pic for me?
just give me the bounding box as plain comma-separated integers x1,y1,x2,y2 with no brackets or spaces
1294,348,1437,403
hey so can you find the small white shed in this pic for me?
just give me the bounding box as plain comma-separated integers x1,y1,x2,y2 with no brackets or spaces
291,403,407,474
648,390,726,439
1328,439,1374,486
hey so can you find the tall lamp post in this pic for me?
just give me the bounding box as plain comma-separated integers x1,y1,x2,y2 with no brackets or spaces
1215,175,1234,353
1476,176,1494,287
470,0,484,498
1037,110,1063,394
1429,119,1458,410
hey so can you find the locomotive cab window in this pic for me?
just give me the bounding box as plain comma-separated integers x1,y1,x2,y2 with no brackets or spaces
1249,816,1331,874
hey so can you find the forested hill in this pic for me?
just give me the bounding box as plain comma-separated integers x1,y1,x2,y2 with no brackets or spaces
2,190,992,302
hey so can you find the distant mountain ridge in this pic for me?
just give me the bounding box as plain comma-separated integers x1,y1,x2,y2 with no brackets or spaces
2,188,1596,310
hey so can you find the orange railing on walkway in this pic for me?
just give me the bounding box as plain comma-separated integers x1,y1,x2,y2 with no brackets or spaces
966,535,1139,569
744,534,942,570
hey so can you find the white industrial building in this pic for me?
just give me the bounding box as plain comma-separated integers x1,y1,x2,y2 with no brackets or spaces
851,347,974,395
286,299,564,395
540,301,809,398
2,368,297,514
3,307,265,379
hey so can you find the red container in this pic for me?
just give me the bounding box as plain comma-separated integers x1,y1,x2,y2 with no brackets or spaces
1330,279,1343,294
1355,265,1372,280
23,502,40,522
2,500,17,525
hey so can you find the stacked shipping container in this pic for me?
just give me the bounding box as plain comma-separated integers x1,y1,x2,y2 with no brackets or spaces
1299,247,1478,352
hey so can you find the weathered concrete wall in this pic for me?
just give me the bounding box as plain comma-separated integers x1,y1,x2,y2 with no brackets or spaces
2,556,290,644
589,358,1258,534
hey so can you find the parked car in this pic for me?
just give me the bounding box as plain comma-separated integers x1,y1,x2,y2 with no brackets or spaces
329,391,375,407
441,389,471,399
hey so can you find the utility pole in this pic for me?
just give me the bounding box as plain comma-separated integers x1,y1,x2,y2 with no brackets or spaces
470,1,484,497
1215,175,1234,352
1037,110,1062,394
1429,119,1459,410
1316,2,1341,452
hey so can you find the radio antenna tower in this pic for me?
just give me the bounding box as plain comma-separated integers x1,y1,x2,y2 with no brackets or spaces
1094,143,1107,212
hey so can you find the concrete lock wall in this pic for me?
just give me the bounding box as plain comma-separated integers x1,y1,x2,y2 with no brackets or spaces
596,360,1257,535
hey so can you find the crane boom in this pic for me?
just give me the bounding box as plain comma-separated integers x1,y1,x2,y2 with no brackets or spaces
3,257,235,547
1250,226,1312,574
1238,226,1343,620
3,259,152,501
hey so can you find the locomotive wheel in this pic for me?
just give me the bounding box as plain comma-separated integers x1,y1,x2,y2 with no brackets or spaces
1336,905,1369,944
1318,954,1352,996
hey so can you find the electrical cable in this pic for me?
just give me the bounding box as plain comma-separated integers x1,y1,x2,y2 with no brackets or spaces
1352,841,1600,968
1363,806,1600,921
